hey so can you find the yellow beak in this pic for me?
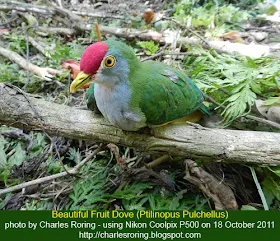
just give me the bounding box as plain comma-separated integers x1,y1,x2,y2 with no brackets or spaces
69,71,92,93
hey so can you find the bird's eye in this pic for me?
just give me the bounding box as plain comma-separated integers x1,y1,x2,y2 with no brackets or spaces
104,55,116,68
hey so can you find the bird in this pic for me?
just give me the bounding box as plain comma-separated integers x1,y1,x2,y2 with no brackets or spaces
70,39,209,131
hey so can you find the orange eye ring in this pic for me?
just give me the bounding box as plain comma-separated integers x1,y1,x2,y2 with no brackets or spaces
104,55,116,68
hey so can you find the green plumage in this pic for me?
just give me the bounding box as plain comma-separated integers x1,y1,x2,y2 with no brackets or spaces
86,40,209,128
131,61,207,125
86,84,100,113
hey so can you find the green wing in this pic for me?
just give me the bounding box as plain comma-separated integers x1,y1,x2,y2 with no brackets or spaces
86,84,101,114
139,61,205,125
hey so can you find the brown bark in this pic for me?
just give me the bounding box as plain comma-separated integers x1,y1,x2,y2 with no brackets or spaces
0,84,280,165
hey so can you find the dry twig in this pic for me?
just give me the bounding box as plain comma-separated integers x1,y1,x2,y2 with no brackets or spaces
141,51,200,62
0,144,105,196
0,46,62,80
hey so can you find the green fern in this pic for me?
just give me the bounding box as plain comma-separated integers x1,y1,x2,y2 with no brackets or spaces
222,82,257,123
122,197,149,210
136,41,159,55
184,49,280,124
148,190,209,210
110,182,152,200
67,161,109,210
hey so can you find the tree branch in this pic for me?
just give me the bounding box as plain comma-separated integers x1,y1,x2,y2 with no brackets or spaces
0,83,280,165
98,26,273,58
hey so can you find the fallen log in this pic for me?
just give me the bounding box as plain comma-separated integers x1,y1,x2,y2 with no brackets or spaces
0,83,280,165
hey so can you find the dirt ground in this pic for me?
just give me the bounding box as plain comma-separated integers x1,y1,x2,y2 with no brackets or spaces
67,0,168,15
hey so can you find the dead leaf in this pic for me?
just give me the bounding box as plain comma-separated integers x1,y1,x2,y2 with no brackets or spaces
142,8,155,24
142,8,164,24
222,31,244,43
184,159,238,210
60,59,80,79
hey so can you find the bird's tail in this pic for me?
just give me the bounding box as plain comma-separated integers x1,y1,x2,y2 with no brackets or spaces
199,104,210,116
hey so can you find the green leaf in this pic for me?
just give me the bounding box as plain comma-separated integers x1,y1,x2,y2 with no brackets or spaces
29,133,47,158
263,97,280,106
0,136,7,167
259,3,277,15
241,205,258,210
268,167,280,177
245,57,258,69
262,176,280,201
184,48,280,124
122,197,148,210
67,147,81,164
111,182,152,200
8,143,26,166
222,83,256,123
174,2,250,28
249,81,262,95
168,190,187,209
262,185,275,208
136,41,159,55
